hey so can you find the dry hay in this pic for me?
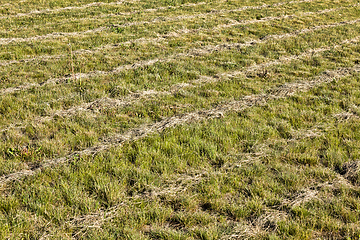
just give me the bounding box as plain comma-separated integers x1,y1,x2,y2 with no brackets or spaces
333,112,360,122
0,65,359,191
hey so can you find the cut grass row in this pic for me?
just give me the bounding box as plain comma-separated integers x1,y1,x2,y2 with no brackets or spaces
1,12,359,91
2,29,357,171
1,0,358,57
0,0,308,16
0,20,358,130
0,32,359,188
1,63,359,239
3,6,355,70
1,63,359,185
2,0,320,47
0,0,135,15
1,0,360,238
0,1,219,38
1,35,359,141
2,2,359,67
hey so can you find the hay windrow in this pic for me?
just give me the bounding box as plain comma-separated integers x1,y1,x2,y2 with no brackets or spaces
2,1,354,46
1,65,358,186
2,0,360,238
1,37,357,134
1,18,359,97
0,0,140,19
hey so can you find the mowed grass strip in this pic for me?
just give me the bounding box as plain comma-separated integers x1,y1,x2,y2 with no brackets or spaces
0,0,301,18
1,37,358,184
0,64,359,239
0,0,228,31
0,0,357,58
1,2,350,69
0,19,358,131
0,41,359,185
1,35,359,143
1,1,358,68
0,24,358,174
3,0,318,56
1,0,360,238
1,11,359,93
0,0,240,17
0,0,221,38
2,0,354,37
0,0,137,15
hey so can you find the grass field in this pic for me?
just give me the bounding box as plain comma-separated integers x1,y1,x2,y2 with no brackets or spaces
0,0,360,239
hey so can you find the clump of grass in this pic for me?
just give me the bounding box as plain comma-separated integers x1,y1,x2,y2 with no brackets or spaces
340,161,360,185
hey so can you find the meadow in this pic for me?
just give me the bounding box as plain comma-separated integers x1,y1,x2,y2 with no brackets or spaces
0,0,360,239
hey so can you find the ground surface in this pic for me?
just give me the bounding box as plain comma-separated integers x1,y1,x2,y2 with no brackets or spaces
0,0,360,239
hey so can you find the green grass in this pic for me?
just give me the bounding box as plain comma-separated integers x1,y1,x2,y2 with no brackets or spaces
0,0,360,239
